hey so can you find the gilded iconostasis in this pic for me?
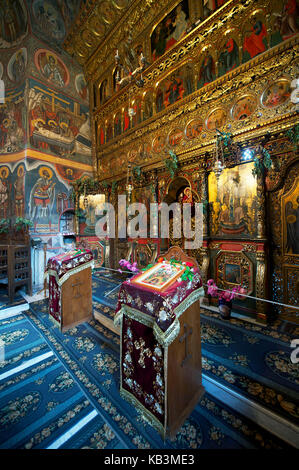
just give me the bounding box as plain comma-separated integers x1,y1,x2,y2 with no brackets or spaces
0,0,298,321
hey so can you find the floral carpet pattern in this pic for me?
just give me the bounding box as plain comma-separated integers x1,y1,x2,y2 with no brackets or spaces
0,299,293,449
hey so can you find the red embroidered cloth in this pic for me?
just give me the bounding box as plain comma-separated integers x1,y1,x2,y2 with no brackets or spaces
114,266,204,435
46,249,93,323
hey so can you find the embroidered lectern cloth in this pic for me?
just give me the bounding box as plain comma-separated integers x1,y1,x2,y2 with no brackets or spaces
45,249,93,323
114,265,204,436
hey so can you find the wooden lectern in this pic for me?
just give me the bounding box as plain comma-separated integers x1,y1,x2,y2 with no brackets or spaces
46,249,93,332
114,246,205,439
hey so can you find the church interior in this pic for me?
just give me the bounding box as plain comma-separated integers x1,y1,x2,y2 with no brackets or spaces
0,0,298,452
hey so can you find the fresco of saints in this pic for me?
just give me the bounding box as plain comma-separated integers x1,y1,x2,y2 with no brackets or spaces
29,167,56,220
14,164,25,217
0,166,9,218
43,54,65,87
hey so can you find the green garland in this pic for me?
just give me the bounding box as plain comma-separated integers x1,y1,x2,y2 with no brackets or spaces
164,150,178,178
252,147,272,177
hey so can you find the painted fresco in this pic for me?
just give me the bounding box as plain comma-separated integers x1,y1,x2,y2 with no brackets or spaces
75,73,89,101
0,0,28,48
35,49,69,88
208,162,258,238
28,79,92,163
0,166,10,218
7,48,27,82
0,85,26,154
31,0,66,44
151,0,190,61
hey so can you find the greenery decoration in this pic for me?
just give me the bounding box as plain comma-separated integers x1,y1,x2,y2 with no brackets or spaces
0,219,10,234
252,146,273,177
14,217,33,231
164,150,178,178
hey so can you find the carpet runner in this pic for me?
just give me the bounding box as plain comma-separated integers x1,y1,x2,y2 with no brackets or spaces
0,301,293,449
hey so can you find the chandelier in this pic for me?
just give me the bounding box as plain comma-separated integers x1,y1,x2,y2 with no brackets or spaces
212,129,225,180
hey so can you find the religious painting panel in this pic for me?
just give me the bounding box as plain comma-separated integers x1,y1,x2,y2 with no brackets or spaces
215,250,254,295
114,111,122,137
13,163,26,218
270,0,299,48
168,127,184,147
242,12,268,64
35,49,70,88
152,135,166,154
99,78,108,105
183,62,195,96
202,0,229,20
208,162,258,238
185,119,203,140
197,52,216,89
218,36,240,77
205,107,227,131
155,87,164,113
0,0,28,48
282,175,299,256
132,260,186,291
132,242,157,270
261,77,291,109
143,92,153,121
106,122,113,142
151,0,190,62
163,71,185,108
231,94,257,121
7,48,27,83
78,193,106,236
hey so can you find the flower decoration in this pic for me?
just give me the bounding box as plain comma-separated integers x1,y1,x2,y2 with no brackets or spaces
207,279,246,302
119,259,140,273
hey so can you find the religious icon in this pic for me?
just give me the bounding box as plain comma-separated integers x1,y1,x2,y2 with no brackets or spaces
197,55,216,88
164,73,185,107
143,93,153,121
36,50,68,88
242,17,268,62
283,176,299,255
271,0,299,46
0,0,28,48
29,166,56,220
218,38,239,76
202,0,227,19
8,48,27,82
152,135,166,153
261,78,291,108
225,264,241,284
14,164,25,217
132,260,186,291
168,128,184,147
185,119,203,139
32,0,65,42
205,107,227,131
0,166,9,218
231,95,257,121
151,0,190,61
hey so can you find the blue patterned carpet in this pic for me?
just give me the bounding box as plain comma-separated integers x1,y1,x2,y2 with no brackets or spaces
0,292,295,449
